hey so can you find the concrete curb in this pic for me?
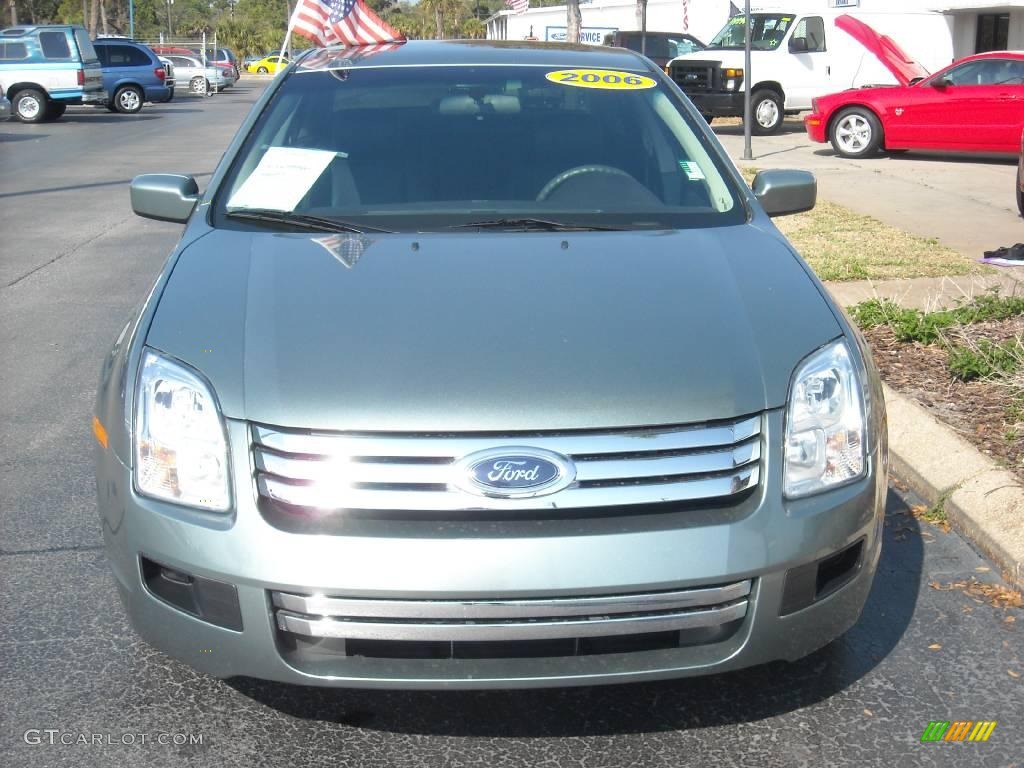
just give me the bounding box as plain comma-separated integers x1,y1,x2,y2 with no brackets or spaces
884,383,1024,588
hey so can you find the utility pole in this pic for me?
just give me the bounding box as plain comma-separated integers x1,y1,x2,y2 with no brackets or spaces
742,0,753,160
167,0,174,38
7,0,16,26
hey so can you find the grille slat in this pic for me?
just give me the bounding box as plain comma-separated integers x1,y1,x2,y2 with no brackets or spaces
272,580,752,642
252,414,761,513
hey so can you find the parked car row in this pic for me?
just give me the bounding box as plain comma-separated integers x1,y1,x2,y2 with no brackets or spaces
0,24,240,122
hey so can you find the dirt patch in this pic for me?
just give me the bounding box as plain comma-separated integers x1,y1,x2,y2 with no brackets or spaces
864,320,1024,482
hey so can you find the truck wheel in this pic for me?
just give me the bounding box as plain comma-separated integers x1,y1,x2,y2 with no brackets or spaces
750,89,784,135
114,85,143,114
12,88,47,123
43,102,67,121
830,107,882,158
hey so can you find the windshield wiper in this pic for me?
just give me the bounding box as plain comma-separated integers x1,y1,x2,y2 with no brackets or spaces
225,209,393,234
447,217,623,232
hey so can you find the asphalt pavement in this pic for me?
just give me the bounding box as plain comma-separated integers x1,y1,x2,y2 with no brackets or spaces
0,83,1022,768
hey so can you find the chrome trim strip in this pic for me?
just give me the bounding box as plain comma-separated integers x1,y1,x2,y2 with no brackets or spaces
272,580,752,620
254,440,759,486
252,415,761,460
257,465,759,511
574,441,759,482
275,600,749,641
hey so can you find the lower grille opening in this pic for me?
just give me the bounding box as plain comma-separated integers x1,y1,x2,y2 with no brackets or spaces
283,623,743,662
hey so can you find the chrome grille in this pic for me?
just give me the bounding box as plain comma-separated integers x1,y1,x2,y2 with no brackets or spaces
251,414,761,513
272,580,752,643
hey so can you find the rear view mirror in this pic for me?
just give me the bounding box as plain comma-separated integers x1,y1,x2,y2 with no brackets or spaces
130,174,199,223
752,170,816,217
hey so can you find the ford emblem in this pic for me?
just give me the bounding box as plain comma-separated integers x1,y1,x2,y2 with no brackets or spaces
453,447,576,499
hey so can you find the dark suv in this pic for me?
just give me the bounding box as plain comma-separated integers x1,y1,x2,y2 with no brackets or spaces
607,31,705,69
93,39,169,113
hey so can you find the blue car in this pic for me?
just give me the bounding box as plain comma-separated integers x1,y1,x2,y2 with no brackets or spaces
93,38,169,113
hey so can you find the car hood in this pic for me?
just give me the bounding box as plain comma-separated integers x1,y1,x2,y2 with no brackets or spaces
146,226,841,432
836,14,929,87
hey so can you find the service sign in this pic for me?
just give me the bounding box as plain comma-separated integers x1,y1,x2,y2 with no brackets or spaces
544,26,617,45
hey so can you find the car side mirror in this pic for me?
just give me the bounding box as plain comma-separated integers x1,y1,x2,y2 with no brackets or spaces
932,77,953,88
788,37,809,53
752,169,816,217
130,174,199,223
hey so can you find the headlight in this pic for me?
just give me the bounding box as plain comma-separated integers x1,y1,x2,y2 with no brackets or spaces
134,349,231,511
784,340,865,498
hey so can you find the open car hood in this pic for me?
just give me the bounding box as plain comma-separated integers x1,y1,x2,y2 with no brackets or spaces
836,14,930,86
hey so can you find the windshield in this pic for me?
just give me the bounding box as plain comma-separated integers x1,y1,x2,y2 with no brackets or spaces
708,14,795,51
215,62,744,232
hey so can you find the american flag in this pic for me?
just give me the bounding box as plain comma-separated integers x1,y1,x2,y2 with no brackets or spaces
290,0,405,47
505,0,529,16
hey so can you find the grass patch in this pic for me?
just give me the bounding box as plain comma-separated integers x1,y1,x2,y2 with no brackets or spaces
947,338,1023,382
849,294,1024,344
741,167,981,282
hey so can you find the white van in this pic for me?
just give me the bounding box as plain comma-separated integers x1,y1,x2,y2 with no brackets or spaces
667,9,952,134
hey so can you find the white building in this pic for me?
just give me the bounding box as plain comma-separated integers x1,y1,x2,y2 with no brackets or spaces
486,0,1024,61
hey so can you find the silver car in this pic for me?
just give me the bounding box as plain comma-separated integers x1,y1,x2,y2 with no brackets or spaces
161,54,228,94
95,41,887,689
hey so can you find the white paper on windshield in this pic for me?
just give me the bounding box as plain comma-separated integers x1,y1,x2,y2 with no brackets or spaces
226,147,341,211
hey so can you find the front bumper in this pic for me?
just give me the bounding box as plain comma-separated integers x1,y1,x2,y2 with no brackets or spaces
685,91,744,118
804,113,828,143
97,410,885,689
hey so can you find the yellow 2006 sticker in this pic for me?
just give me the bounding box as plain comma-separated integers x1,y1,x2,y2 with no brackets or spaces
545,69,657,90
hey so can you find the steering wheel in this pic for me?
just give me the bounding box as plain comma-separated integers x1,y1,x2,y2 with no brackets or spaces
536,164,636,202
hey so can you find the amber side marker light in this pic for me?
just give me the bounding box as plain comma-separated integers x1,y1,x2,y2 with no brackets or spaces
92,416,109,449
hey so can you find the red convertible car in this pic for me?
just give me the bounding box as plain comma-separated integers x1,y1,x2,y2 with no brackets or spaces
805,22,1024,159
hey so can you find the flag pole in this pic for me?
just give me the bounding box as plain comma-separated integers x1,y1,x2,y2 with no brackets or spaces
279,0,294,65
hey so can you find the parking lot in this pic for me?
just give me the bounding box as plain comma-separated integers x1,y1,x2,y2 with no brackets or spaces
1,75,1022,766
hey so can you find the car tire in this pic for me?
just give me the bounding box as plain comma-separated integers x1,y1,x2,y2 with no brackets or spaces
189,76,207,95
113,85,143,114
43,102,67,121
830,107,882,159
257,66,268,74
750,89,784,135
12,88,47,123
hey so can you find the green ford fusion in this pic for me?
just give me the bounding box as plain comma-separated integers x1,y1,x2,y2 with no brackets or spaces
94,40,888,689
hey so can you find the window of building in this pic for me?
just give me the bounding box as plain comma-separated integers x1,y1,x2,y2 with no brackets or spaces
975,13,1009,53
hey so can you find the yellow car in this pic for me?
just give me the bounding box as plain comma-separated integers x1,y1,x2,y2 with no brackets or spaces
246,55,288,75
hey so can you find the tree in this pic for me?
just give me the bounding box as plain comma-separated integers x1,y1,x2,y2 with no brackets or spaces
565,0,580,43
460,16,483,39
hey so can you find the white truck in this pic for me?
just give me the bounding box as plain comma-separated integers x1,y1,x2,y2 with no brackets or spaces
667,8,953,134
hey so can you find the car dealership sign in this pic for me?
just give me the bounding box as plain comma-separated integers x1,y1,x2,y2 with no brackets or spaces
545,26,617,45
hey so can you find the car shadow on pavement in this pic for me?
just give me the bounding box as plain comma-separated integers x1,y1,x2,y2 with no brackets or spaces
228,488,923,736
712,119,807,137
810,148,1018,166
0,132,49,142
